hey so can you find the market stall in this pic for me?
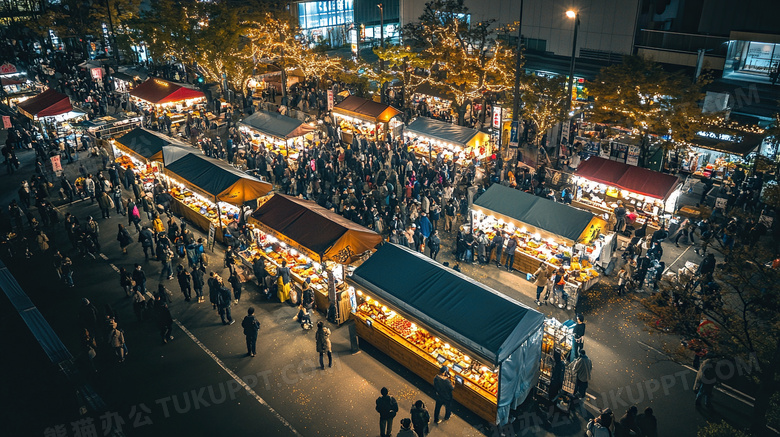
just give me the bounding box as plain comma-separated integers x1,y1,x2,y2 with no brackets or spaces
164,153,272,241
573,156,683,231
76,114,143,140
129,78,206,127
349,243,544,425
16,88,87,135
111,127,191,187
332,95,402,143
243,194,382,318
404,117,491,163
471,184,611,293
680,131,765,181
412,82,455,121
239,110,316,162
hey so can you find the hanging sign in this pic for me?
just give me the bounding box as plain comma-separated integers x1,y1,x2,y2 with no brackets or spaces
509,120,519,148
2,116,11,129
207,223,216,250
0,63,17,75
492,105,501,129
327,90,334,111
50,155,62,173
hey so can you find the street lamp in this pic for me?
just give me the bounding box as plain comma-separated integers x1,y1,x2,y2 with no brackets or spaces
377,3,384,71
565,10,580,115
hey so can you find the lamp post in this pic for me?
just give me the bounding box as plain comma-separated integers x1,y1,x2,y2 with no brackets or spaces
377,3,384,71
564,10,580,115
510,0,525,146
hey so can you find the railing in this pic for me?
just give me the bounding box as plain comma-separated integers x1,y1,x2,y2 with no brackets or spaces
636,29,728,56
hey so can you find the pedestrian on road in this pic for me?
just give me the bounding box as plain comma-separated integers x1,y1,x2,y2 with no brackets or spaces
616,405,641,437
217,284,234,325
62,256,74,287
433,365,454,423
156,301,174,344
572,313,586,359
409,400,430,437
176,265,192,302
78,298,99,337
192,266,205,303
375,387,399,437
241,307,260,357
155,283,173,304
139,226,155,260
571,349,593,400
132,287,146,321
119,266,133,297
158,244,174,281
533,262,548,306
208,272,221,309
587,409,614,437
117,224,132,254
132,263,147,293
108,321,126,363
82,329,98,373
228,270,242,303
693,358,716,408
396,418,416,437
315,320,332,369
428,229,440,260
97,191,112,219
636,407,658,437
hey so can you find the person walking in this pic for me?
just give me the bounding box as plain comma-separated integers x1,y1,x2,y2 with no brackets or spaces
616,406,641,437
217,283,234,325
119,266,133,297
97,191,113,219
433,366,454,423
241,307,260,357
208,272,221,309
533,262,548,306
139,226,155,260
176,265,192,302
158,244,174,281
132,263,147,293
156,301,174,344
315,320,332,369
571,349,593,399
428,229,441,260
572,314,586,359
228,270,242,304
409,400,430,437
636,407,658,437
132,287,146,321
108,321,126,363
116,224,132,254
396,418,417,437
192,265,205,303
693,358,716,408
503,237,517,271
375,387,399,437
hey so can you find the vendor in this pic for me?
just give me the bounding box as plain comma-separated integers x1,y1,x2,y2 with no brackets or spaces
613,201,626,233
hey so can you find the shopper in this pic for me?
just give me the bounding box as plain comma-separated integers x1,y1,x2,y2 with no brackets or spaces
572,314,586,359
228,270,242,304
616,406,641,437
636,407,658,437
571,349,593,399
428,229,441,260
217,283,234,325
375,387,399,437
395,418,416,437
533,262,548,306
315,320,332,369
503,237,517,271
116,224,132,254
241,307,260,357
409,400,430,437
108,321,126,363
192,265,205,303
433,366,454,423
156,301,174,344
176,265,192,302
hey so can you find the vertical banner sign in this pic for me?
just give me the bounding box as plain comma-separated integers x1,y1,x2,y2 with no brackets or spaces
327,90,334,111
491,106,502,147
492,105,501,129
207,223,216,251
50,155,62,173
626,145,641,166
561,120,571,144
2,116,11,129
509,120,519,148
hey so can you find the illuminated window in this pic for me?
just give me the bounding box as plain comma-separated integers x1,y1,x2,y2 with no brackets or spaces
298,0,354,30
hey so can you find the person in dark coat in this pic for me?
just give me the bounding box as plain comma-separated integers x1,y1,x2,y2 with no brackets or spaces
241,307,260,357
697,253,716,277
433,366,454,423
503,237,518,271
78,298,99,337
116,224,132,254
548,349,565,401
228,271,242,303
208,272,221,309
636,407,658,437
132,264,146,293
217,284,234,325
252,257,267,296
616,406,641,437
409,400,430,437
191,266,205,303
156,301,174,344
139,226,155,260
375,387,399,437
176,265,192,302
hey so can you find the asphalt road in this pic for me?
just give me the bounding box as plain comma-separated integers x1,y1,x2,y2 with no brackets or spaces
0,140,768,437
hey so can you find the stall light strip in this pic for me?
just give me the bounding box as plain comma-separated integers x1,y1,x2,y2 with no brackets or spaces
173,319,304,437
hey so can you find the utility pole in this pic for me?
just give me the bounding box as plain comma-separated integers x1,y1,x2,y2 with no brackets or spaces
104,0,120,65
510,0,524,160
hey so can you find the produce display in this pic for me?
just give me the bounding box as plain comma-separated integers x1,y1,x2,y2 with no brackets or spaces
576,185,666,228
114,153,159,188
237,232,331,291
240,128,302,161
169,184,239,226
356,295,499,396
470,215,601,283
338,119,375,138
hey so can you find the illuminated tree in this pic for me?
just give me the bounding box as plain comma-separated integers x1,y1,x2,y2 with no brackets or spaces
374,44,432,110
520,74,569,148
404,0,518,124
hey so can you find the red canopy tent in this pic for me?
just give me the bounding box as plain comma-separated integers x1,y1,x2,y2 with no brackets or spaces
576,156,680,200
16,88,72,119
129,78,205,105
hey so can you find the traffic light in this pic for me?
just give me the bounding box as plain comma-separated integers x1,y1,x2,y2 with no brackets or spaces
197,75,204,84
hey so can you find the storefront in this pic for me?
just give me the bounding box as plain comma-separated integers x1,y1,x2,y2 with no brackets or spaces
238,110,316,161
112,72,140,94
403,117,490,163
129,78,206,126
16,88,87,135
164,153,273,241
724,32,780,81
332,95,402,143
412,82,454,121
573,156,682,231
679,131,765,181
471,184,611,295
348,243,544,425
243,194,382,320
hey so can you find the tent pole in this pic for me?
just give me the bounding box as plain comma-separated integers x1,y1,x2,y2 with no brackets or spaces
216,195,225,244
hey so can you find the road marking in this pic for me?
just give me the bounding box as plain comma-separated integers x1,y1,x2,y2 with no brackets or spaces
663,244,692,274
637,341,756,406
108,264,120,273
173,319,303,437
99,253,109,260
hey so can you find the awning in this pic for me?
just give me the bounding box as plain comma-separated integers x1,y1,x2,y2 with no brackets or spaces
689,133,764,157
114,127,190,162
239,110,315,140
16,88,72,119
405,117,489,148
129,78,205,104
474,184,607,243
1,77,25,86
250,194,382,264
164,153,272,204
576,156,681,200
332,95,402,123
352,243,543,364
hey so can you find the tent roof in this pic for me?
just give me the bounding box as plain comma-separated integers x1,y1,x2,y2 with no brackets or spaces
239,110,315,140
333,96,402,123
474,184,604,243
129,78,205,104
251,194,382,264
690,133,764,157
17,88,72,118
161,144,195,165
351,243,544,364
576,156,681,200
164,153,272,204
114,127,181,161
405,117,489,147
1,76,25,86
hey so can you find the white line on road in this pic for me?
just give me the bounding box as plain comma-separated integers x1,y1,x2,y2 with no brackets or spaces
663,245,692,274
108,264,120,273
173,319,303,437
98,253,109,260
